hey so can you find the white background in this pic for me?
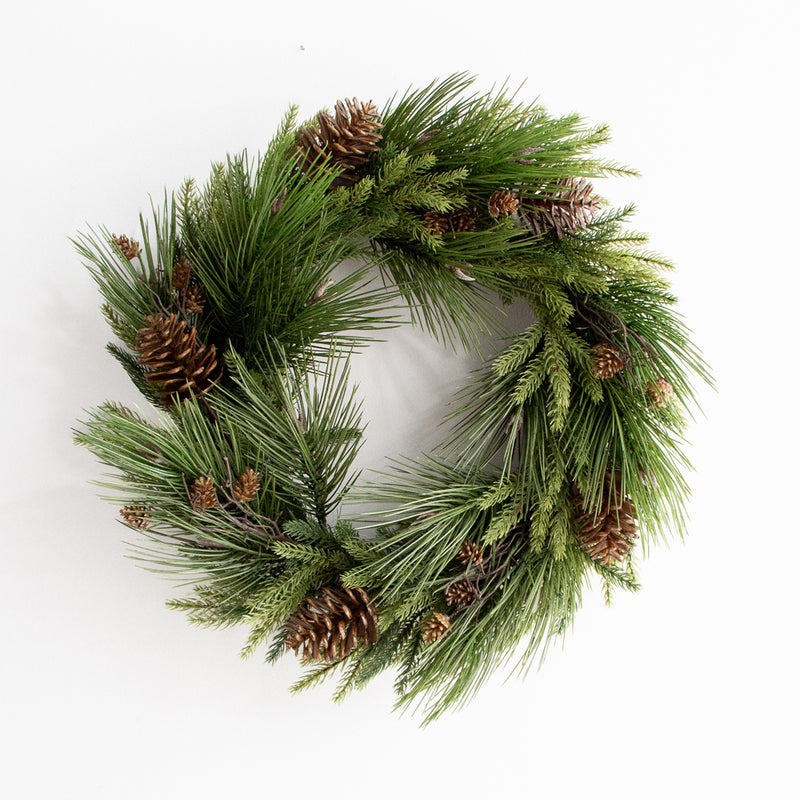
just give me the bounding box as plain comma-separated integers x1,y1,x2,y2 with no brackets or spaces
2,1,798,797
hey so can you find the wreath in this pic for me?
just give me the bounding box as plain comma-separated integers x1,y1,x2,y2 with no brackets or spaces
75,74,710,723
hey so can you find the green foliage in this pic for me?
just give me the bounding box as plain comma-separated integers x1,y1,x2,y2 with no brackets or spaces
75,73,711,725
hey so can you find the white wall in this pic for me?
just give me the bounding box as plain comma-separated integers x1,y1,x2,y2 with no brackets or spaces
2,1,797,797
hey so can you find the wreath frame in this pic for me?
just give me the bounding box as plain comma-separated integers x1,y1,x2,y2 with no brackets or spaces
74,74,710,723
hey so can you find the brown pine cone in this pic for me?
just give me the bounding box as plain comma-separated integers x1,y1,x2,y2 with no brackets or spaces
285,587,379,662
120,505,152,529
232,468,261,502
574,472,638,566
184,283,206,314
190,476,217,510
135,313,221,405
449,208,476,233
112,234,139,260
172,258,193,290
647,378,675,407
421,612,451,643
513,146,542,165
591,342,625,379
456,540,484,567
445,580,479,608
270,187,287,217
488,189,519,218
296,98,383,187
522,178,601,238
423,210,448,237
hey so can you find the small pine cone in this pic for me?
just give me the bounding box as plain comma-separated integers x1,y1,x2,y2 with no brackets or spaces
421,612,451,643
233,468,261,503
647,378,675,407
513,146,542,165
449,208,476,233
522,178,601,238
574,472,638,566
120,505,152,529
488,189,519,218
136,313,221,404
445,580,479,608
112,234,139,260
285,587,379,662
448,264,476,282
270,187,287,217
416,128,440,145
591,343,625,379
172,258,193,290
456,540,484,567
190,475,217,510
423,210,448,237
309,277,334,304
184,283,206,314
296,98,383,187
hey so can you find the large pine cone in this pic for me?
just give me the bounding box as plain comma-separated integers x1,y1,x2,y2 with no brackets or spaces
135,313,221,405
575,472,638,565
296,98,383,187
285,587,379,662
522,178,601,237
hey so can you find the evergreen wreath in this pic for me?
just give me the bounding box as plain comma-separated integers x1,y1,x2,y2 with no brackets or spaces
75,74,711,723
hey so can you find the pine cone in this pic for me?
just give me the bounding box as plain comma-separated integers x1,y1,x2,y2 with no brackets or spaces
449,208,476,233
523,178,601,237
285,587,379,662
233,468,261,502
592,343,624,379
647,378,675,407
445,580,479,608
417,128,441,145
135,313,221,404
296,98,383,187
488,189,519,218
456,540,484,567
184,283,206,314
172,258,193,290
513,146,542,165
190,475,217,510
421,612,451,643
423,210,448,237
270,187,287,217
575,472,638,566
423,209,476,237
448,264,476,282
120,505,152,529
112,234,139,260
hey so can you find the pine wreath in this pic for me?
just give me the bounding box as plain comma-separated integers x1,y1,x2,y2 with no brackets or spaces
74,74,711,724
